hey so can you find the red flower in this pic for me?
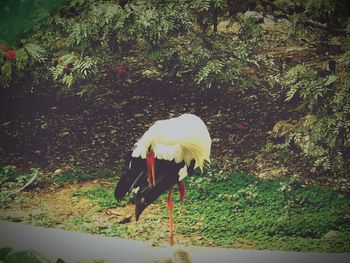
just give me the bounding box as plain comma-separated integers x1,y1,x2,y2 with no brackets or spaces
4,49,16,60
238,124,248,131
116,66,126,77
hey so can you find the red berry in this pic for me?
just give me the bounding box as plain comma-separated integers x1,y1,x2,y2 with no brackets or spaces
4,49,16,60
200,24,208,34
63,64,73,74
116,66,126,77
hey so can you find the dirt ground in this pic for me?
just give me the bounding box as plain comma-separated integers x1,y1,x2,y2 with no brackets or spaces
0,179,219,247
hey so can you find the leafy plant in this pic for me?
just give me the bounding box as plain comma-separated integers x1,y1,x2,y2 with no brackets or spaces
237,15,263,43
0,166,43,208
273,63,350,176
50,167,116,185
190,0,228,32
73,187,127,208
50,53,96,88
0,0,266,95
0,43,48,88
177,171,350,251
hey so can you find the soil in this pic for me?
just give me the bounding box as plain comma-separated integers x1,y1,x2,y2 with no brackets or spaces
0,19,315,174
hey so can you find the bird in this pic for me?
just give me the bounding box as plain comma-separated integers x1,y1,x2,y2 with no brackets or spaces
114,113,211,246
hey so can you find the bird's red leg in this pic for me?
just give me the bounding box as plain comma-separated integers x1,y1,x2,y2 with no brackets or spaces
168,187,174,246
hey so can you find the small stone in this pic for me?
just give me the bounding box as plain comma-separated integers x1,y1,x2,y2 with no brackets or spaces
268,120,295,138
244,11,263,22
53,169,63,176
324,230,337,239
59,131,70,137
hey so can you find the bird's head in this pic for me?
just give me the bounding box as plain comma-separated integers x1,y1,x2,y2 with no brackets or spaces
114,153,146,200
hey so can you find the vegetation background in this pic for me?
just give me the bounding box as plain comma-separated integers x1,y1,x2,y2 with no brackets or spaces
0,0,350,261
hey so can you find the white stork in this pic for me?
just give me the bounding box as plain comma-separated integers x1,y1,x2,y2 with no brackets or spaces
114,113,211,246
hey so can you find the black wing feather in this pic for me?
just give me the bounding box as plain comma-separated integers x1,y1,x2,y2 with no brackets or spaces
114,155,194,221
134,159,184,220
114,157,145,200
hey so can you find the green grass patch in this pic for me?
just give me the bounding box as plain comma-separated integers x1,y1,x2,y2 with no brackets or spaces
73,187,127,208
0,165,43,208
50,167,117,185
169,172,350,252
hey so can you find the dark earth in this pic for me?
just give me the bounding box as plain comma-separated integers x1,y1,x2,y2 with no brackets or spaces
0,19,338,182
0,78,293,171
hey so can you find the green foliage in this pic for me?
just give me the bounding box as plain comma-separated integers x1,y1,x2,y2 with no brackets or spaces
278,64,350,176
195,59,224,88
73,187,127,208
284,65,337,112
0,166,43,208
0,43,48,88
190,0,228,30
0,0,68,45
4,249,51,263
50,167,116,185
100,224,135,239
73,188,115,208
237,15,263,43
49,53,96,88
261,138,296,163
302,0,336,21
177,171,350,251
0,0,264,94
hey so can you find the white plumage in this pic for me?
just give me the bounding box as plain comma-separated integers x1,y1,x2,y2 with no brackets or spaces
132,113,211,172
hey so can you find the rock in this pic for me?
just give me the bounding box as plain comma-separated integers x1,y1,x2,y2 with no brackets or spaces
59,131,70,137
217,20,240,33
243,11,263,23
263,17,275,27
277,18,292,27
212,138,220,143
324,230,337,239
53,168,63,176
257,165,289,179
268,120,295,138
